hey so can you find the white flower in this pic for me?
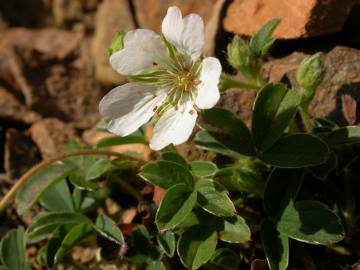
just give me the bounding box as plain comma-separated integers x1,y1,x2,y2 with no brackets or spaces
99,6,222,150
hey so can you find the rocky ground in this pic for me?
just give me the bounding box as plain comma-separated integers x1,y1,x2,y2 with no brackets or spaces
0,0,360,268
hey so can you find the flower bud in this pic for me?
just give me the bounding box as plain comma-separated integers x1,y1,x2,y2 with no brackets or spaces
296,53,324,95
227,36,261,82
107,31,125,57
227,36,251,71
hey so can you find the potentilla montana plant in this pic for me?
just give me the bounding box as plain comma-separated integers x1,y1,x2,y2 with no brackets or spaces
2,5,360,270
99,6,221,150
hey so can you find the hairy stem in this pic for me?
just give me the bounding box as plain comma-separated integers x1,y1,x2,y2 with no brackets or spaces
0,150,142,213
219,74,261,92
299,107,313,132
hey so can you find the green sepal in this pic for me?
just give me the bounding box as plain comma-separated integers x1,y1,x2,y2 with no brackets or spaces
107,31,125,57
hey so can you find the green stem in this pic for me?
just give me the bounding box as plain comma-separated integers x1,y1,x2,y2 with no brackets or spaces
255,70,266,88
299,107,313,132
0,150,142,213
219,74,261,92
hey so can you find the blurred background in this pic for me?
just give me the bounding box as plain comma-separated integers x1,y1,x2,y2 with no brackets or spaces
0,0,359,210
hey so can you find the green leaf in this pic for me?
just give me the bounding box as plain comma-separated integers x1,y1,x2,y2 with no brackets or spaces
46,224,73,267
157,231,176,257
63,139,83,152
323,126,360,146
215,166,265,196
156,184,197,230
252,83,301,151
195,180,236,217
46,224,69,269
27,212,92,243
54,223,94,265
0,227,30,270
36,245,47,267
146,261,167,270
335,144,360,174
263,168,304,219
39,179,75,212
219,215,251,243
190,161,217,177
177,208,211,232
309,151,337,180
202,108,256,156
162,152,188,167
195,130,243,159
259,134,330,168
313,118,339,132
277,200,345,245
94,214,124,245
65,156,108,190
140,161,193,189
177,225,218,270
71,188,108,212
64,152,107,190
127,225,161,263
95,135,146,148
261,219,289,270
86,159,115,180
69,170,101,190
210,248,240,270
16,162,75,215
249,18,280,57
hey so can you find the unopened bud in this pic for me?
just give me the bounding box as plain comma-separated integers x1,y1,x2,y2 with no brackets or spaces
107,31,125,57
228,36,250,69
227,36,260,81
296,53,324,96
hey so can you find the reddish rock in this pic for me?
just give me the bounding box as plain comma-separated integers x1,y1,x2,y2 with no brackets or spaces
342,94,357,125
30,118,77,159
0,28,101,128
91,0,134,84
3,28,82,60
29,52,102,129
224,0,355,39
0,86,41,124
308,46,360,125
0,44,33,106
218,87,256,127
262,52,307,83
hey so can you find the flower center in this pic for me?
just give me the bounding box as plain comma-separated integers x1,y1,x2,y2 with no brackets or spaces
162,58,202,105
174,70,198,92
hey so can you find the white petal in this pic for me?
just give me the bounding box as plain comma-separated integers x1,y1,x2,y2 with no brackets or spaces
161,7,183,49
195,57,222,109
109,29,168,75
180,14,204,59
150,99,198,150
161,6,204,60
99,82,167,136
